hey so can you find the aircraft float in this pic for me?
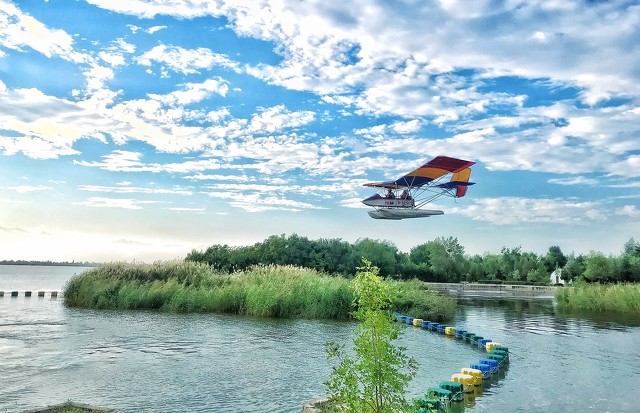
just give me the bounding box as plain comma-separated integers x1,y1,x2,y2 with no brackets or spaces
361,155,475,220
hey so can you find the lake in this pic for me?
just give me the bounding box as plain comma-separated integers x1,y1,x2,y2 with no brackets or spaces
1,265,639,412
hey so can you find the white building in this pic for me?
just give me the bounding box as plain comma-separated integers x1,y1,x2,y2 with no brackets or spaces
550,269,566,285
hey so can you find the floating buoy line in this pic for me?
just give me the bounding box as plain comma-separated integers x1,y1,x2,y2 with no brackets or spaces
394,313,509,412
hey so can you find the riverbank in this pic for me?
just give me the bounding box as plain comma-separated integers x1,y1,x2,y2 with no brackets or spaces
555,283,640,314
22,401,116,413
63,262,456,322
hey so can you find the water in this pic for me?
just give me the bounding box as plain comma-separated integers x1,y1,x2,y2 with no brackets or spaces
1,266,640,412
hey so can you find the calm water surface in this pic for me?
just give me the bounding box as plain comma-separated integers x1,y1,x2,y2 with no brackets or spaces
1,266,639,412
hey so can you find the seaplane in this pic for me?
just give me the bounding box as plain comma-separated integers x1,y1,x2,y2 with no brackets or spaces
362,155,475,220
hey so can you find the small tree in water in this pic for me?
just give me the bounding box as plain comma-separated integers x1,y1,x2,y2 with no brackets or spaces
325,259,417,413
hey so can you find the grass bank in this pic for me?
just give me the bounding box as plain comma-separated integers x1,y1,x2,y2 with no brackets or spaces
555,283,640,314
63,261,455,321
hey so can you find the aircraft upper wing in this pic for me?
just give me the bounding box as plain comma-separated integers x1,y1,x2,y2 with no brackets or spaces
363,155,475,189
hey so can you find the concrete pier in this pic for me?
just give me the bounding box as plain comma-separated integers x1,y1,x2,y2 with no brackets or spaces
424,282,557,296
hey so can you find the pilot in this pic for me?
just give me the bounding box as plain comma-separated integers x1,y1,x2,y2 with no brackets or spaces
401,189,410,199
386,189,395,198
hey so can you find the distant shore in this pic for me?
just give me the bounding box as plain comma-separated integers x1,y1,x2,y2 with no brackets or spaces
0,260,99,267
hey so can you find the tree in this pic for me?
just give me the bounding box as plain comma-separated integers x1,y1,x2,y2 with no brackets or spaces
481,253,504,281
408,237,466,282
623,237,640,256
318,238,356,276
427,237,465,282
543,245,568,273
627,255,640,282
465,255,485,282
186,245,233,272
351,238,399,277
325,260,417,413
562,254,585,282
583,251,614,282
526,263,549,284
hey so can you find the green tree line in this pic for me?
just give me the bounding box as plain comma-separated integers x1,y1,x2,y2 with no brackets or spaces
186,234,640,284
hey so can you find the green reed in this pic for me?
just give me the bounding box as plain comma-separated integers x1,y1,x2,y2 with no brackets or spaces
64,261,455,321
555,282,640,314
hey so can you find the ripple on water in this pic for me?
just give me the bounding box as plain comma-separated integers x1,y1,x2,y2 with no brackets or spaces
2,291,640,412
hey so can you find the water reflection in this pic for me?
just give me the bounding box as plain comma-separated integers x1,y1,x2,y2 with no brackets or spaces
454,294,640,338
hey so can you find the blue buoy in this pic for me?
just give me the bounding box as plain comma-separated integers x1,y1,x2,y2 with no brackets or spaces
480,358,499,373
470,363,492,379
478,338,492,349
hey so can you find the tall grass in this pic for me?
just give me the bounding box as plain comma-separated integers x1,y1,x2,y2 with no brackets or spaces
389,279,456,322
64,261,455,321
555,283,640,314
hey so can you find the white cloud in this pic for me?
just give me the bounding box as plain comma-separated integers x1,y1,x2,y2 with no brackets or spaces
340,197,368,209
0,78,124,158
246,105,315,134
149,78,229,105
97,38,136,67
205,191,324,213
78,185,192,196
184,173,250,182
615,205,640,218
74,150,223,174
166,207,205,212
607,155,640,177
0,1,86,63
6,185,53,193
83,1,640,115
452,197,608,225
86,0,219,19
73,197,158,209
391,119,421,134
146,25,167,34
548,176,598,186
135,44,238,75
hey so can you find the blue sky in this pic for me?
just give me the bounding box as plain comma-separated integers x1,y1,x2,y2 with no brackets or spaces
0,0,639,262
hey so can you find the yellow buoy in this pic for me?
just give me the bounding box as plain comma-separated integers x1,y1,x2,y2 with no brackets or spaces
450,373,475,393
412,318,423,327
461,368,483,386
445,326,455,336
486,342,502,352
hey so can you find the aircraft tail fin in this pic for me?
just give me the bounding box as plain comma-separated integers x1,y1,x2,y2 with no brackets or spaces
451,168,474,197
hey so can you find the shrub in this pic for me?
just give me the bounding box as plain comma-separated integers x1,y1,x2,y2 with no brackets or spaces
325,260,417,413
